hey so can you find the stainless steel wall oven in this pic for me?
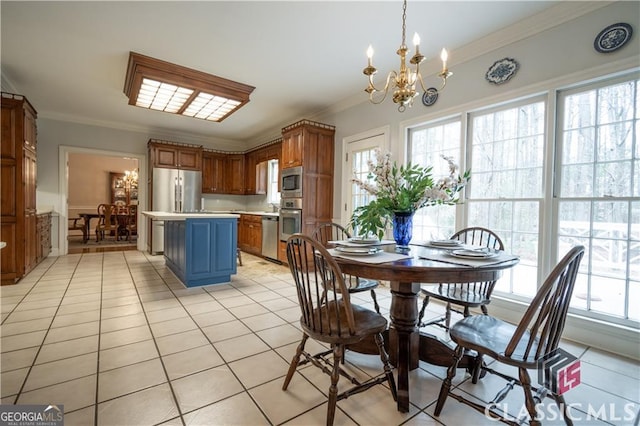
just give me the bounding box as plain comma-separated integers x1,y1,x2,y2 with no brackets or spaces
279,198,302,241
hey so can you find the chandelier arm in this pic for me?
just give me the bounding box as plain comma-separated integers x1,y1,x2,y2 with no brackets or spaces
368,71,397,104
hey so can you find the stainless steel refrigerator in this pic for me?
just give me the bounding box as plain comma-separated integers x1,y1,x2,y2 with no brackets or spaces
150,168,202,254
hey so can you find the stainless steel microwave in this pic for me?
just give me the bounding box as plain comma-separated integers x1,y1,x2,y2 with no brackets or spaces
281,166,303,198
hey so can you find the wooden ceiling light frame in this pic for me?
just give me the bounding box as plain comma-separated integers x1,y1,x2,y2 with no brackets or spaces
123,52,255,122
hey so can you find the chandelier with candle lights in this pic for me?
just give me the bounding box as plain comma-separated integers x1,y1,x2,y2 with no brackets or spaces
363,0,452,112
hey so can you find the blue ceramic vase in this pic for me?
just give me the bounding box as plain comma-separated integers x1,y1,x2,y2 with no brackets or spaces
392,211,414,251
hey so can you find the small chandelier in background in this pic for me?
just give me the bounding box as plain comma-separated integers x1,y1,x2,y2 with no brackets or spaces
363,0,452,112
124,169,138,185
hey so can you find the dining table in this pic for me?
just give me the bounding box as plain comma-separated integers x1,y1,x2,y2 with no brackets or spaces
329,241,520,413
79,209,132,243
78,212,100,243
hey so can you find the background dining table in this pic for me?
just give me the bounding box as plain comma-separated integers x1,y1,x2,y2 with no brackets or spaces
330,242,519,413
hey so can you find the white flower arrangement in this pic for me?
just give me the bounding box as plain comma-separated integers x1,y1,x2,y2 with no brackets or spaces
349,148,470,239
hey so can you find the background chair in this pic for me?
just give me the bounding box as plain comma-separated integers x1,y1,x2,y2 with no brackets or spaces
95,203,117,242
282,234,397,425
68,216,84,241
418,226,505,331
312,222,380,313
119,205,137,242
434,246,585,426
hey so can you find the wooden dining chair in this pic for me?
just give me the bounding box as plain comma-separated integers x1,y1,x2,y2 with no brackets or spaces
118,205,137,242
434,246,585,426
282,234,397,426
95,203,117,242
417,227,505,330
312,222,381,313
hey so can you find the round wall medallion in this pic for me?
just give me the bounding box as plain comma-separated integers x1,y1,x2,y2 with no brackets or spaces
422,88,438,107
594,22,633,53
485,58,519,85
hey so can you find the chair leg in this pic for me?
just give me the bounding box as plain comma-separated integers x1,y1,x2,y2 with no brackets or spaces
327,344,343,426
553,393,574,426
471,354,484,384
519,367,541,426
282,334,308,390
374,332,397,401
444,302,452,329
434,344,464,416
370,289,380,314
417,294,429,327
237,248,243,266
481,304,489,315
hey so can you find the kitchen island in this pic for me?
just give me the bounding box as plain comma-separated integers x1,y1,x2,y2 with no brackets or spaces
142,212,240,287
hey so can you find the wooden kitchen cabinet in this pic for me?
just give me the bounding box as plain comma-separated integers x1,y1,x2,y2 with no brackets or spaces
244,141,281,195
36,212,51,263
1,92,40,285
244,151,257,194
255,161,268,194
202,151,226,194
281,127,303,168
280,120,335,237
238,214,262,255
225,154,245,194
148,140,202,170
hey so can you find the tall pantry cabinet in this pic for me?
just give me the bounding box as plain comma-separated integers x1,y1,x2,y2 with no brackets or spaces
1,93,39,285
278,120,335,263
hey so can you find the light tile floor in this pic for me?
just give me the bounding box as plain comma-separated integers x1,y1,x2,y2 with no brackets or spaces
1,251,639,425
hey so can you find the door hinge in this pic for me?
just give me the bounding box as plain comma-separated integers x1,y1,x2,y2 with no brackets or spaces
344,203,347,211
345,152,348,162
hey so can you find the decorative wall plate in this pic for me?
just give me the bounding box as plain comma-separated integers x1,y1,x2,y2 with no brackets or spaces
485,58,519,85
421,88,438,107
594,23,633,53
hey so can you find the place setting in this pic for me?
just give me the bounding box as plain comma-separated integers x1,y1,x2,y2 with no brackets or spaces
328,237,410,263
418,244,519,267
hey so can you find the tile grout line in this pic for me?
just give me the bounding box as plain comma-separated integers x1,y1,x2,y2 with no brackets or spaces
123,251,187,426
9,256,81,404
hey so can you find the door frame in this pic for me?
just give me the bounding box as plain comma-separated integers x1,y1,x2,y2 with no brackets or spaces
340,125,390,227
58,145,147,255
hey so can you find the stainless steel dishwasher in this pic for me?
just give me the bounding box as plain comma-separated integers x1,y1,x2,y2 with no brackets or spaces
261,216,279,261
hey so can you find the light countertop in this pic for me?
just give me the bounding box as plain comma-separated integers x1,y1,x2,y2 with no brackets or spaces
142,211,241,221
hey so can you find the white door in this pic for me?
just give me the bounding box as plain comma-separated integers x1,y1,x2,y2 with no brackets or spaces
342,128,388,229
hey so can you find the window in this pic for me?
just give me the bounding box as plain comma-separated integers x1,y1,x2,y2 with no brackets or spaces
404,71,639,329
556,77,639,324
409,118,462,240
468,99,546,298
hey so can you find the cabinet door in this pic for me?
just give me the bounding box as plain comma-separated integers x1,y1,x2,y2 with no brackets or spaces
177,148,201,170
225,155,245,194
282,129,303,168
255,161,267,195
244,152,257,195
153,145,178,168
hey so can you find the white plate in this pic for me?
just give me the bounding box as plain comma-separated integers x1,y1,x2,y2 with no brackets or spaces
429,239,462,247
335,246,382,256
348,237,380,245
449,248,498,260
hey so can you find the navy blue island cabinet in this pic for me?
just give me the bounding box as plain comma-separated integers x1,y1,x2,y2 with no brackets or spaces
143,212,239,287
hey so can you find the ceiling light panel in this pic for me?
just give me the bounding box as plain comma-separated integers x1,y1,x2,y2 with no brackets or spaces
124,52,255,122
